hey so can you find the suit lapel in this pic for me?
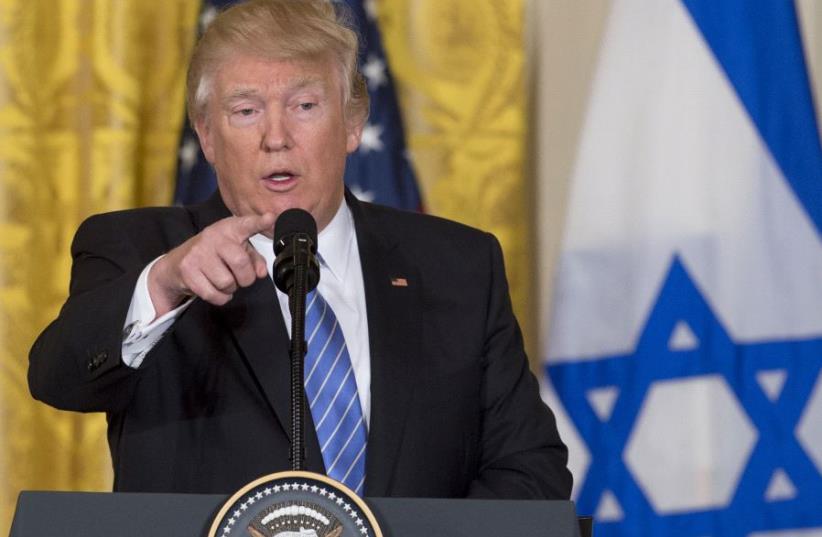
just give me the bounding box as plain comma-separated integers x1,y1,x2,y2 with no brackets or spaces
187,194,325,474
349,194,423,496
220,277,292,434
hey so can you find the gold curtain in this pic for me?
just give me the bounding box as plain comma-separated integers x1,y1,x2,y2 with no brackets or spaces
0,0,199,532
378,0,532,348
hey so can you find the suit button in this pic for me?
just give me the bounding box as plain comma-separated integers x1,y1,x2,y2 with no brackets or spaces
87,351,108,371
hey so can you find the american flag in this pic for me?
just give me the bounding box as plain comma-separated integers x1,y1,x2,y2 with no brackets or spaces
174,0,422,212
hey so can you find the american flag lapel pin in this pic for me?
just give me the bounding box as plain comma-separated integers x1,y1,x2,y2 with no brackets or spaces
390,277,408,287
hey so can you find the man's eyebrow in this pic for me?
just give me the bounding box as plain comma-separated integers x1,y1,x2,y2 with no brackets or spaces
285,76,326,94
223,88,261,102
288,76,327,93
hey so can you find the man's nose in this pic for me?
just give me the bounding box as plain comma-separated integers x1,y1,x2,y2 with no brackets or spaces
261,112,291,151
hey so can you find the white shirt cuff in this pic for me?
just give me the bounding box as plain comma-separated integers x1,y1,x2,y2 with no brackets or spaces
121,256,192,369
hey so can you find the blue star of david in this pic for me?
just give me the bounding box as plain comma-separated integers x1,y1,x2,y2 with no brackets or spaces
548,256,822,536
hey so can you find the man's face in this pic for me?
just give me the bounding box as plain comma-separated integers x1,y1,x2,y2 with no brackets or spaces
195,53,362,232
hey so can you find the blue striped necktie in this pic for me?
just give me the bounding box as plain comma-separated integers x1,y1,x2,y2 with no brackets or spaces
304,289,368,495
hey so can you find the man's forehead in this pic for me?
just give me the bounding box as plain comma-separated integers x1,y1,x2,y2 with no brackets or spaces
215,54,335,93
222,75,327,98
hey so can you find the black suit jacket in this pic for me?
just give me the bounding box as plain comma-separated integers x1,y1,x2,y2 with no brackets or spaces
29,192,571,499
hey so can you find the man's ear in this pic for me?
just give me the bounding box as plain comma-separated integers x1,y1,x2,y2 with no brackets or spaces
345,117,364,154
194,117,215,163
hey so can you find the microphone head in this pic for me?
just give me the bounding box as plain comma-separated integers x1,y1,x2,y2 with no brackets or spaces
273,208,318,251
273,208,320,294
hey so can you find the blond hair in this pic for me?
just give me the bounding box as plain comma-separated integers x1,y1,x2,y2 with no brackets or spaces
186,0,369,126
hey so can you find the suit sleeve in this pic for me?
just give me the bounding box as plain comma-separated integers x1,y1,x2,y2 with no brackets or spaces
28,214,154,413
465,233,573,500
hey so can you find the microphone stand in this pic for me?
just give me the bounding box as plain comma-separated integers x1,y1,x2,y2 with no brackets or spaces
287,236,310,471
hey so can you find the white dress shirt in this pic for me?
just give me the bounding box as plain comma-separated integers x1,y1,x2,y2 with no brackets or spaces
121,200,372,424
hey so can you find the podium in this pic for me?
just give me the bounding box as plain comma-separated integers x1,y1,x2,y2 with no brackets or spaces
9,491,585,537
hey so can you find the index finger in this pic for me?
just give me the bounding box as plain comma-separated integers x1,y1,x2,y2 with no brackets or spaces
228,212,278,241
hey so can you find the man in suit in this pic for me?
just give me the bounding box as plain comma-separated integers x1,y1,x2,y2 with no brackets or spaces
28,0,571,500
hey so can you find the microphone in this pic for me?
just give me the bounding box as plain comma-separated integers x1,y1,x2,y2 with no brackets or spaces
272,208,320,473
273,208,320,296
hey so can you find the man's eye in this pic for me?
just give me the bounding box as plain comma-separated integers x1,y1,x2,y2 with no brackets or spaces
238,108,256,116
299,102,316,111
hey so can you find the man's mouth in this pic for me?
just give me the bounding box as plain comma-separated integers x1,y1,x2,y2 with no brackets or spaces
261,170,299,191
265,171,295,182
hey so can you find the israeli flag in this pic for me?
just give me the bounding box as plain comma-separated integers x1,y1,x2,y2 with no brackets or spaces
544,0,822,535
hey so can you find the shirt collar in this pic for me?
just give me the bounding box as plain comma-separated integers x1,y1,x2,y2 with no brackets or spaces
316,198,354,282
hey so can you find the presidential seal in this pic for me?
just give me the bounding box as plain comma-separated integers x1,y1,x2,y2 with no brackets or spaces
208,472,383,537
